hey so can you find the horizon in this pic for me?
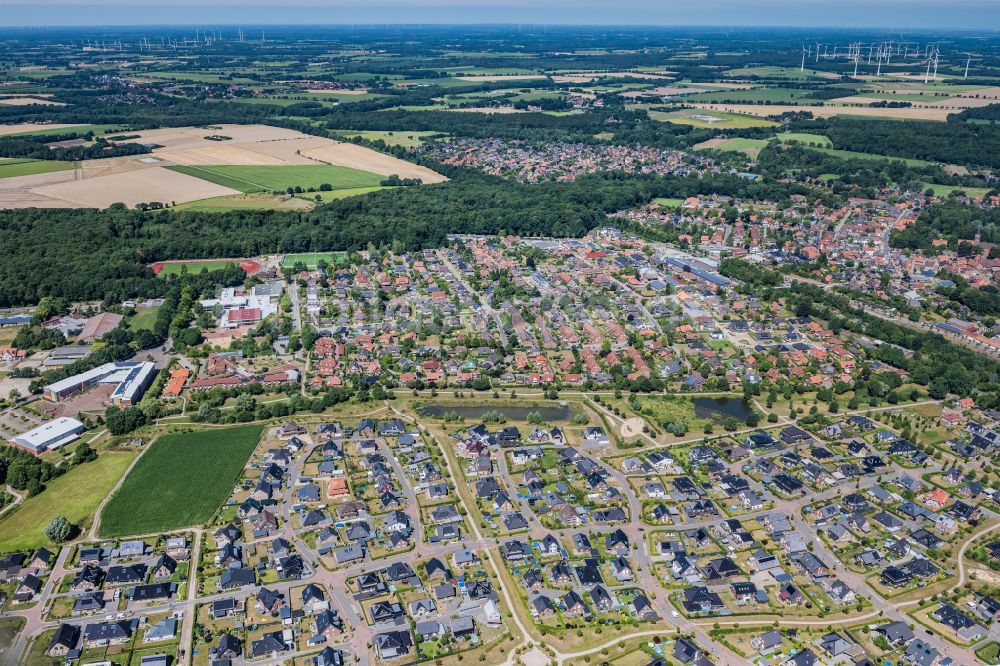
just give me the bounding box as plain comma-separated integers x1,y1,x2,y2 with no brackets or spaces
4,1,1000,30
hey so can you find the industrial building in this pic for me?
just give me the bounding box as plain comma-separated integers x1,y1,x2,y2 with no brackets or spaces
43,361,157,407
12,417,85,454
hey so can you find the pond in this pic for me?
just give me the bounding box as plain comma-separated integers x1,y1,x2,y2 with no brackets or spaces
692,397,755,423
417,403,577,422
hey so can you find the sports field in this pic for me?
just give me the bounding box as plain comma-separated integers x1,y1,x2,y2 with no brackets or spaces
0,451,136,550
0,159,76,179
98,425,264,537
282,252,348,269
168,164,384,193
128,306,161,331
150,258,261,276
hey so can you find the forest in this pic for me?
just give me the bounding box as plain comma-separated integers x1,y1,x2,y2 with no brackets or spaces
0,171,818,307
787,115,1000,168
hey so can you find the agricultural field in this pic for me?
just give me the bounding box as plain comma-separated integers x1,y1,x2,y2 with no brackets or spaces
170,192,315,212
98,425,264,537
648,108,778,128
168,164,385,193
694,137,768,158
776,131,833,146
329,129,441,147
0,451,136,551
0,159,76,179
306,185,391,201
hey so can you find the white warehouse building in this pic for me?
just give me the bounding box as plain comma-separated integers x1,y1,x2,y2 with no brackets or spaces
12,417,85,454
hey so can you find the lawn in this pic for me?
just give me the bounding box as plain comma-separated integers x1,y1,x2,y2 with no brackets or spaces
976,641,1000,664
0,159,76,179
153,260,245,277
654,197,685,208
282,252,349,269
98,425,264,537
0,451,136,551
128,306,161,332
168,164,384,194
648,108,778,128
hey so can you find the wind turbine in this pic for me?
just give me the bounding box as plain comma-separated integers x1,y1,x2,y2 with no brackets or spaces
801,45,809,72
964,53,974,79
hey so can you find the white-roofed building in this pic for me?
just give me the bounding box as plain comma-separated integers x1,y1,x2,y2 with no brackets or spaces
13,417,85,454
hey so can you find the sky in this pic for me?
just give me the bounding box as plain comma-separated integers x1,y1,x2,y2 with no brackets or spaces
2,0,1000,29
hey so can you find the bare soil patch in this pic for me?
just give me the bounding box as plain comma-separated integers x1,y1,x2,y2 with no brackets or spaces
300,142,448,183
32,166,239,207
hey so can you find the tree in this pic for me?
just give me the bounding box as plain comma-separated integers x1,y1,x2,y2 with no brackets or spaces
45,515,73,543
104,406,146,436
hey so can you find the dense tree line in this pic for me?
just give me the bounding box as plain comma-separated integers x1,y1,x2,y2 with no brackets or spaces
0,133,151,161
786,115,1000,168
0,172,817,307
719,258,784,287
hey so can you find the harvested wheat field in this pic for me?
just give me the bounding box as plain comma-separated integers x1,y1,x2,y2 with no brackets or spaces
300,143,448,183
31,166,239,208
0,123,445,207
0,123,84,137
0,97,65,106
689,103,955,121
0,170,81,208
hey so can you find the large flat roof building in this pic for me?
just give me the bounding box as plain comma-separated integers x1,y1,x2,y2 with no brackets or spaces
12,417,85,454
44,361,157,406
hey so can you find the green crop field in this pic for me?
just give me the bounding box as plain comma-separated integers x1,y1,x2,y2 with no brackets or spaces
921,182,993,198
6,123,129,137
648,108,778,128
0,451,136,551
282,252,348,269
776,131,832,146
99,425,264,537
306,185,391,202
686,87,815,103
168,164,384,193
808,146,930,167
0,159,76,179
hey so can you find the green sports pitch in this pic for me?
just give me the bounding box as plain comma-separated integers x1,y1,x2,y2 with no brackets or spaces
282,252,348,269
167,164,384,194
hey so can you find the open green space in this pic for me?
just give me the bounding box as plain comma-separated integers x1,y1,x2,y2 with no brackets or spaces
921,182,993,198
6,123,128,137
776,131,832,146
99,425,264,537
329,129,440,147
654,197,685,208
0,451,136,551
170,193,313,213
648,108,778,128
154,260,243,277
282,252,349,269
0,159,76,179
686,87,817,103
723,66,836,80
167,164,384,194
128,306,161,332
808,145,931,167
306,185,392,202
698,137,768,158
976,641,1000,664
